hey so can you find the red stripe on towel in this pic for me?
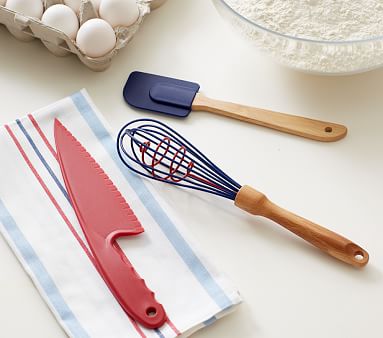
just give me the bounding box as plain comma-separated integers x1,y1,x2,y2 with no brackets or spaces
28,114,58,160
5,124,95,263
167,320,181,336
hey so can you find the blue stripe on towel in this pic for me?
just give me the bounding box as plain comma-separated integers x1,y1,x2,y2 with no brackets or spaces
71,91,232,310
203,316,217,326
155,328,165,338
16,119,70,202
0,198,89,338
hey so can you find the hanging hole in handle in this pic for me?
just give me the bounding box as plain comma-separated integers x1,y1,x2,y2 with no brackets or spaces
354,251,365,261
325,127,333,133
146,307,157,317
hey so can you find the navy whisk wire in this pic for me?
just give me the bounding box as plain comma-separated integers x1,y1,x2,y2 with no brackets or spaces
117,119,242,200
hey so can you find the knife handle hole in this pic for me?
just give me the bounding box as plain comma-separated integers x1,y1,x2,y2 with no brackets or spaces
146,307,157,317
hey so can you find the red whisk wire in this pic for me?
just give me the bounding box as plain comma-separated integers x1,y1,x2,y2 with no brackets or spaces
117,119,242,200
140,136,224,188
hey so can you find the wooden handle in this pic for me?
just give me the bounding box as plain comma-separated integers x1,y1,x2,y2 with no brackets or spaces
192,93,347,142
234,186,369,267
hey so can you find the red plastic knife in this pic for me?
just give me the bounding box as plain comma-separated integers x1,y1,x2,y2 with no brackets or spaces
54,119,167,329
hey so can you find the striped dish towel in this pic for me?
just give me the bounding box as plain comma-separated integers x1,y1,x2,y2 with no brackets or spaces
0,90,241,338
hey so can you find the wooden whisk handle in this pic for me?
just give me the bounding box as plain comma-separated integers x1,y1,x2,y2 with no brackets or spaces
234,185,369,267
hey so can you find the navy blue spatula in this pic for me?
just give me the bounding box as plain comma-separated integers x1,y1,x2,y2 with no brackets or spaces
123,71,347,142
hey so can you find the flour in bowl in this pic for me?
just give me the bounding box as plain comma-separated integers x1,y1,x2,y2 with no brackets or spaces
226,0,383,41
222,0,383,74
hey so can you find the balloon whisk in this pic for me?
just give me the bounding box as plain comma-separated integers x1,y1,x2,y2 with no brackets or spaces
117,119,241,200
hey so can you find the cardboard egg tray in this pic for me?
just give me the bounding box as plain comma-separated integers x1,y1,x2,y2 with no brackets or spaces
0,0,166,71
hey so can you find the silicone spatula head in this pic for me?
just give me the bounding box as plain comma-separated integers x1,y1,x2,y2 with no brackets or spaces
123,71,200,117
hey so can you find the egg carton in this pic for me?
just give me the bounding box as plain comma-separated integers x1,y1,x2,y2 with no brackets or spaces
0,0,166,71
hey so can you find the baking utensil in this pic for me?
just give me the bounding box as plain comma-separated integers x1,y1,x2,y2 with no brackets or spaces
54,119,167,329
123,71,347,142
117,118,368,268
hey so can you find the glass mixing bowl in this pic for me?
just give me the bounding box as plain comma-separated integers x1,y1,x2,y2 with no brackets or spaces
212,0,383,75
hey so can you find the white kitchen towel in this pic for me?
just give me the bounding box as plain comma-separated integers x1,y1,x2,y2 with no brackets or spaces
0,90,241,338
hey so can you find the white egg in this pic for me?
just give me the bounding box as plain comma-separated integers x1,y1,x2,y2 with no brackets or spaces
6,0,43,19
0,0,6,7
42,5,79,40
64,0,101,13
76,18,116,58
99,0,139,28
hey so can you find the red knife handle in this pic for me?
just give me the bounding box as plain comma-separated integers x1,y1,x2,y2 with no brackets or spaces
89,230,167,329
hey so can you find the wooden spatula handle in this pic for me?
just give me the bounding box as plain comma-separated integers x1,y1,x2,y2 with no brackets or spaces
192,93,347,142
234,185,368,267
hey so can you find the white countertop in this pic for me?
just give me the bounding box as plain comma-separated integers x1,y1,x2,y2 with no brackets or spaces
0,1,382,337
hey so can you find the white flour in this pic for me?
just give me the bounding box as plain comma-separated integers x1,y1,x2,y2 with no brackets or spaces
226,0,383,41
224,0,383,74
